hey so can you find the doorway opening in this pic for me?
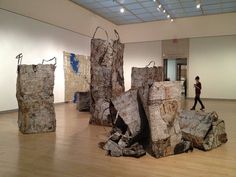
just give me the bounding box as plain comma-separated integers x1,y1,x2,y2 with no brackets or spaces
163,58,187,97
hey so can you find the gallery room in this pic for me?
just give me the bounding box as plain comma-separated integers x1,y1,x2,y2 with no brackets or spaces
0,0,236,176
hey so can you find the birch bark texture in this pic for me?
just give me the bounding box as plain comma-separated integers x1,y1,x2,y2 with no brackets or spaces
147,81,188,158
131,62,163,89
16,58,56,134
90,28,125,126
178,111,228,150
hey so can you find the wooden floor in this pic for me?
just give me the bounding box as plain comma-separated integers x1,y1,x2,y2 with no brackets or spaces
0,99,235,177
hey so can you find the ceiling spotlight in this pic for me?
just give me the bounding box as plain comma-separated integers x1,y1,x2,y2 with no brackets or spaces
120,8,125,13
167,14,170,18
171,18,174,22
163,9,166,13
153,0,156,2
158,4,162,8
196,3,201,9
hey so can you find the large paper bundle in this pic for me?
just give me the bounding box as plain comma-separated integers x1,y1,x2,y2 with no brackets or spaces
16,55,56,134
90,27,125,126
179,111,228,150
131,62,163,89
147,81,191,158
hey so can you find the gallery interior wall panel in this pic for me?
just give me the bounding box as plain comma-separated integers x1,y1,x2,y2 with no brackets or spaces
63,52,90,102
118,13,236,43
189,35,236,99
0,0,117,39
162,38,189,59
0,9,90,111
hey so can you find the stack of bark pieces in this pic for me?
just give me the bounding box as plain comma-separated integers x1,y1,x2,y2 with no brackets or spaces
100,65,163,157
100,80,228,158
178,110,228,151
100,81,193,158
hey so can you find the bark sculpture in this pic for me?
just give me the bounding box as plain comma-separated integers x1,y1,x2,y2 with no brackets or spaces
147,81,192,158
131,61,163,89
16,54,56,134
90,27,125,126
178,110,228,151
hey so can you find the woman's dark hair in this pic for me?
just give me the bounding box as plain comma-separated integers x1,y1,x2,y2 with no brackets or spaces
195,76,200,80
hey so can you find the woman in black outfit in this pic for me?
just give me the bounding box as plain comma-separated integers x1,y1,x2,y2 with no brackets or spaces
191,76,205,110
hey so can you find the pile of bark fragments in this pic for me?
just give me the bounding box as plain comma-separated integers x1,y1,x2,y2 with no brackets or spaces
100,81,228,158
89,27,227,158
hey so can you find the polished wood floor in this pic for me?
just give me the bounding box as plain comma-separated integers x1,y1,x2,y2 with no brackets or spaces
0,99,235,177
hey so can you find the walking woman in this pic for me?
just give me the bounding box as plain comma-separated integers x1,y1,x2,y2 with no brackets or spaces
191,76,205,110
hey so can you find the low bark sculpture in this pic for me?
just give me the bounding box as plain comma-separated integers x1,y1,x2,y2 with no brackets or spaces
100,82,192,158
16,54,56,134
131,61,163,89
178,110,228,151
99,80,227,158
147,81,192,158
76,92,90,111
90,27,125,126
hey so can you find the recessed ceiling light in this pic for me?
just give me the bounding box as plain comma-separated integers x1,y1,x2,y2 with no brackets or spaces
163,9,166,13
120,8,125,13
153,0,156,2
167,14,170,18
158,4,162,8
196,3,201,9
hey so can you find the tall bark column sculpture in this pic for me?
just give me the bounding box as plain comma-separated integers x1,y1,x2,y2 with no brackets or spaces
16,54,56,134
90,27,125,126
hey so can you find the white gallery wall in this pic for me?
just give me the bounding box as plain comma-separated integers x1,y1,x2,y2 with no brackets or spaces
123,41,162,90
188,35,236,99
0,9,91,111
0,0,117,39
119,12,236,43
